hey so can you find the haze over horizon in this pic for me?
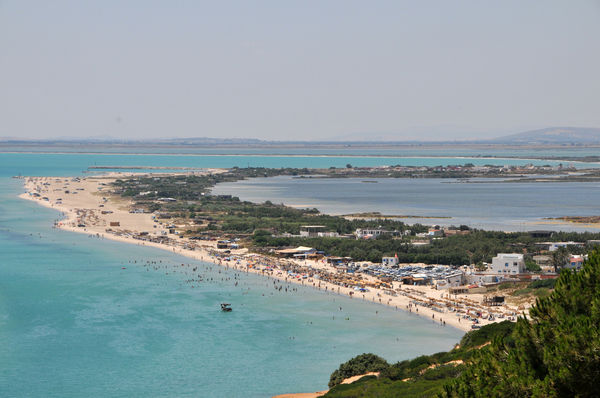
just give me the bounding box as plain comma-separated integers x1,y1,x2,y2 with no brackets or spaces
1,1,599,141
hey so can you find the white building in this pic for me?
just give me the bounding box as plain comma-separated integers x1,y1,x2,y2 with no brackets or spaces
489,253,525,275
382,257,399,267
355,228,397,239
300,225,327,237
428,227,443,236
466,273,501,285
317,231,340,238
549,242,584,251
434,273,465,289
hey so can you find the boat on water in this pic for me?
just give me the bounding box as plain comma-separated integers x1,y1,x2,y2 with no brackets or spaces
220,303,232,312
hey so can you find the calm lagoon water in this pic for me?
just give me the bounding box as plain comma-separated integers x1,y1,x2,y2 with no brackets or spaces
212,176,600,232
0,154,464,397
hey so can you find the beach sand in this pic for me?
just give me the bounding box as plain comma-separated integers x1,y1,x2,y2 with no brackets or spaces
272,372,380,398
272,392,326,398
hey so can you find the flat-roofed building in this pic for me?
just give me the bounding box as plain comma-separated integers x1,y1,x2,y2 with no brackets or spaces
300,225,327,237
382,256,399,267
565,255,585,270
489,253,525,275
355,228,398,239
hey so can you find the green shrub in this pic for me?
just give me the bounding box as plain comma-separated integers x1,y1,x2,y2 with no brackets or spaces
458,321,515,349
328,353,389,388
528,278,556,289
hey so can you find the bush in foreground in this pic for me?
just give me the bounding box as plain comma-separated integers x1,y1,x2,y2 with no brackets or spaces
323,322,515,397
328,353,389,388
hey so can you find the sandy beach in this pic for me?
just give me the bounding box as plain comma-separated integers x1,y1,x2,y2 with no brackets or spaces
18,173,525,334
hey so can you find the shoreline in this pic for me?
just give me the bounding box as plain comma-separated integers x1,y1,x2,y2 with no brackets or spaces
18,174,526,334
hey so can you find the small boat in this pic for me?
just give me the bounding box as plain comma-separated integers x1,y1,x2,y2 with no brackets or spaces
220,303,232,312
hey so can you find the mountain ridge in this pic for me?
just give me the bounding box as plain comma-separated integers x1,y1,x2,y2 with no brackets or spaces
2,127,600,145
491,126,600,144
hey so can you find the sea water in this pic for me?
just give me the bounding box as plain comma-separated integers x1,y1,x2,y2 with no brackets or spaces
0,156,463,397
2,152,600,176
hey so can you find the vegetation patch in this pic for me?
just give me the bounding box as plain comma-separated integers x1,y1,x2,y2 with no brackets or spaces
328,353,389,388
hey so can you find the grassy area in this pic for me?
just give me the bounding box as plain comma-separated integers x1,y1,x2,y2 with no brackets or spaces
485,280,555,301
510,286,551,297
325,374,457,398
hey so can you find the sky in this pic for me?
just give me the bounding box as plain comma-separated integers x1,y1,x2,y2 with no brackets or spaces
1,1,599,141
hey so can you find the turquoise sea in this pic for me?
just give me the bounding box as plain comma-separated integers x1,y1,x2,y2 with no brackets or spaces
2,152,600,177
0,153,464,397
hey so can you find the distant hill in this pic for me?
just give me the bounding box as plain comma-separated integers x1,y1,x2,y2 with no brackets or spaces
492,127,600,144
3,127,600,146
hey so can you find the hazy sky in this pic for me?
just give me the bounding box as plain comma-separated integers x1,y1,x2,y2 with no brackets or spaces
1,1,599,141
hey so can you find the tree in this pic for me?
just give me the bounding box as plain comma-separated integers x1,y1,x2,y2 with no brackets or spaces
328,353,389,388
349,247,367,261
525,258,541,272
551,246,569,272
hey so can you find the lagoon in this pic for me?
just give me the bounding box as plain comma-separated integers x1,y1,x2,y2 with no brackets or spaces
212,176,600,232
